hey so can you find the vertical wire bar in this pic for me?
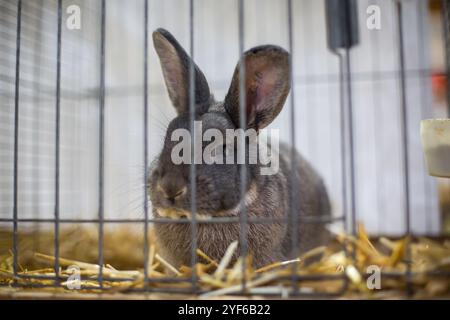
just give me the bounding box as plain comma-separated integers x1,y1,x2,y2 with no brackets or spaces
344,0,357,238
332,51,349,234
443,0,450,116
54,0,63,284
189,0,198,293
287,0,299,295
331,49,353,236
442,0,450,236
333,50,351,293
238,0,248,293
326,0,353,293
416,1,432,232
327,0,357,292
98,0,106,288
302,0,313,158
368,2,383,234
395,0,412,296
344,48,357,237
13,0,22,281
143,0,150,287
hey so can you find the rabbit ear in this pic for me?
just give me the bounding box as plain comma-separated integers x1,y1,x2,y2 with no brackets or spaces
152,28,210,114
224,45,290,131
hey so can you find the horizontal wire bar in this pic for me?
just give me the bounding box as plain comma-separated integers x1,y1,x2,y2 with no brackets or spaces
0,68,440,103
13,269,450,282
5,270,449,297
9,270,450,284
14,273,193,283
0,215,345,224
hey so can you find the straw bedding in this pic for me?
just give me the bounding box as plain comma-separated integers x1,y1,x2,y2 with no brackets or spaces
0,224,449,299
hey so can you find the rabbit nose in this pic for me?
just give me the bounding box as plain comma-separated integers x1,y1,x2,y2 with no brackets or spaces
158,173,186,202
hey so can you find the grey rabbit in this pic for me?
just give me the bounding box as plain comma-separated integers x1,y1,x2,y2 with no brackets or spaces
149,28,331,269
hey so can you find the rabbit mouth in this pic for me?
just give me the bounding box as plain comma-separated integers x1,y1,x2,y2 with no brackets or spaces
154,206,240,220
153,182,258,220
155,207,211,220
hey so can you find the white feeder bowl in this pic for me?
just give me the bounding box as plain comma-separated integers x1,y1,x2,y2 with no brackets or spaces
420,119,450,178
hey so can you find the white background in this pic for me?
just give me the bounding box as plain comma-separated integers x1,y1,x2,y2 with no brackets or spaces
0,0,441,235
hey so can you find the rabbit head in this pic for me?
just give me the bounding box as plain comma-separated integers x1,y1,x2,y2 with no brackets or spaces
149,28,291,218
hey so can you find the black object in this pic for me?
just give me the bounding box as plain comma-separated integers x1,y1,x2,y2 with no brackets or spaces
325,0,359,50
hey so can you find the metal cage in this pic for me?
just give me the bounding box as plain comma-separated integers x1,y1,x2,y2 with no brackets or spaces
0,0,449,297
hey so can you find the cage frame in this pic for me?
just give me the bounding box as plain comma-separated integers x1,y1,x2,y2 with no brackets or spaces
1,0,449,298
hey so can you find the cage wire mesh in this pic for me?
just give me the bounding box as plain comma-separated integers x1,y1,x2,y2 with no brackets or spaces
0,0,449,297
